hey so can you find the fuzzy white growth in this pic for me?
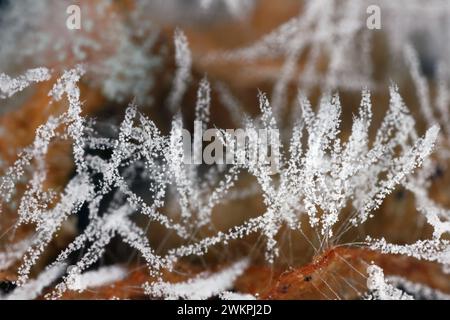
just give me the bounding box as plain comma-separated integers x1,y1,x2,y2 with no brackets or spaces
435,65,450,137
16,175,94,285
0,65,444,297
404,44,436,127
66,265,127,292
366,264,413,300
195,77,211,129
98,34,161,104
212,0,450,104
0,238,33,270
408,176,450,239
223,0,255,19
144,259,249,300
1,66,252,294
167,29,192,112
0,0,162,104
170,86,439,263
4,264,66,300
219,291,256,300
386,276,450,300
200,0,255,19
367,237,450,270
401,42,450,242
0,68,51,98
48,201,173,298
215,0,370,92
215,82,247,126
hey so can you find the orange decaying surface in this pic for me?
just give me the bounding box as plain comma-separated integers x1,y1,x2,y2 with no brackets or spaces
236,247,450,300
